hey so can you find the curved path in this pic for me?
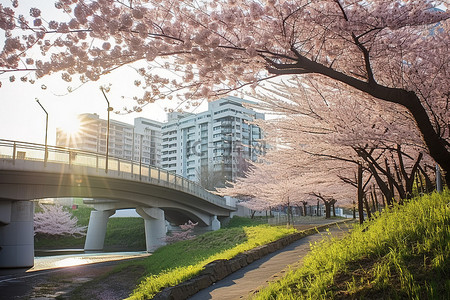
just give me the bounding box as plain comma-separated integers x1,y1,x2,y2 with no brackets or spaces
188,223,352,300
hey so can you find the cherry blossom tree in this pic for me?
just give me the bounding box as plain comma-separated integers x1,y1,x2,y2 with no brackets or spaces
310,193,336,219
1,0,448,183
218,161,297,224
165,220,198,244
253,77,437,199
34,204,87,237
223,75,437,223
219,143,358,221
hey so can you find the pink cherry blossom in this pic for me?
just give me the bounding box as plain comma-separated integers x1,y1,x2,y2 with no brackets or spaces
34,204,87,237
0,0,448,184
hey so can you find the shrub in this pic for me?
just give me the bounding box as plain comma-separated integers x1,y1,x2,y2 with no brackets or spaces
165,220,198,244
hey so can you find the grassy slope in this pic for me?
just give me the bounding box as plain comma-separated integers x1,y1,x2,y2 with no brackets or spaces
34,210,267,250
34,206,146,250
252,192,450,299
125,224,297,299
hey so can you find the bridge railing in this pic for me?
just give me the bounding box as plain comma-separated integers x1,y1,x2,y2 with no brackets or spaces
0,139,229,208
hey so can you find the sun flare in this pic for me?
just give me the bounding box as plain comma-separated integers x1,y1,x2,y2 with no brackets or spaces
58,115,81,135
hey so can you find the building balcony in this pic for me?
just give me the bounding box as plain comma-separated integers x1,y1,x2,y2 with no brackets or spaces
221,120,233,126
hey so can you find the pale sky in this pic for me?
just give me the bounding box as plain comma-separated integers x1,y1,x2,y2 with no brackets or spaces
0,69,199,146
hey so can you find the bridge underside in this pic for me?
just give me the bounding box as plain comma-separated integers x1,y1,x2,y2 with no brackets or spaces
0,169,232,216
0,167,234,268
82,200,222,253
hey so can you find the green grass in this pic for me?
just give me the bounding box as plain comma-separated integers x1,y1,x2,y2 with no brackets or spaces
124,224,297,299
34,206,146,250
224,215,269,227
103,217,146,250
252,191,450,299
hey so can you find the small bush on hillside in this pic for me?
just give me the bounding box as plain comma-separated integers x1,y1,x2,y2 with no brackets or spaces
165,220,198,244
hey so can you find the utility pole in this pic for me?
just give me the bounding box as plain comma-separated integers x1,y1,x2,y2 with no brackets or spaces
100,87,113,173
357,163,365,224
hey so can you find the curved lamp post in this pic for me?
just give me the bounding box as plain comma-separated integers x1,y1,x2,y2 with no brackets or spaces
35,98,48,166
100,87,113,173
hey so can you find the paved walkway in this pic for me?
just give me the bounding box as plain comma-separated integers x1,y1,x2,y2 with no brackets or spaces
189,223,352,300
0,252,149,300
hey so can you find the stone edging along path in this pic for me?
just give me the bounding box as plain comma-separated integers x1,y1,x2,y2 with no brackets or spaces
153,219,353,300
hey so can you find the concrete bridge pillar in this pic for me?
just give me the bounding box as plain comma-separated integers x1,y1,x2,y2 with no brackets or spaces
211,215,221,231
0,201,34,268
136,207,166,252
84,209,116,251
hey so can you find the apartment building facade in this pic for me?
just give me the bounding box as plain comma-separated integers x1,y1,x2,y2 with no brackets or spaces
55,96,264,188
161,96,265,188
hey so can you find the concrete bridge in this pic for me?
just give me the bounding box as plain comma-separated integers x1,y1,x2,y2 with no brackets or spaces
0,140,235,268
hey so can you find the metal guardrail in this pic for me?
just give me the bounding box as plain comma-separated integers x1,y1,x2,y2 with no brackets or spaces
0,139,230,208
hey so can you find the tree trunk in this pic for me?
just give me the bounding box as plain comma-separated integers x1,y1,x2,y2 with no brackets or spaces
324,202,331,219
363,195,372,220
398,91,450,188
384,159,396,204
354,147,394,206
332,202,336,217
286,198,291,227
317,200,320,217
397,146,423,199
372,186,380,212
358,163,365,224
423,168,434,193
370,190,376,213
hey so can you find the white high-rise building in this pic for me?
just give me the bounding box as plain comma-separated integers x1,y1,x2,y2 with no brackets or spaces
133,117,163,166
56,113,162,166
161,96,264,188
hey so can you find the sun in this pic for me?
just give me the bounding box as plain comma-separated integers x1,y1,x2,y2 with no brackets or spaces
58,115,81,136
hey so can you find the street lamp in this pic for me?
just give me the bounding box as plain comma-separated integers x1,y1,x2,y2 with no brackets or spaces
100,87,113,173
36,98,48,166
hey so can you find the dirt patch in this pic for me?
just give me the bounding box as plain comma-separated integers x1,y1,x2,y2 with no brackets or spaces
332,256,381,300
24,264,117,299
66,265,147,300
331,255,415,300
7,260,146,300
